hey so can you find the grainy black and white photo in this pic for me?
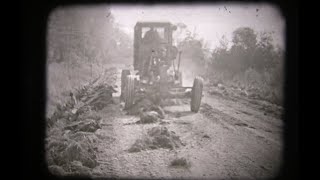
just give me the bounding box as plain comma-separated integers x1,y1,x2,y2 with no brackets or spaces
46,3,285,179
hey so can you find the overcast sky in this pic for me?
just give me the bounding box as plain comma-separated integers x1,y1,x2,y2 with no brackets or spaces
110,3,285,50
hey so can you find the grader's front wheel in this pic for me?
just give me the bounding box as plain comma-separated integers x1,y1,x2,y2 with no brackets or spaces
124,75,136,109
190,76,204,112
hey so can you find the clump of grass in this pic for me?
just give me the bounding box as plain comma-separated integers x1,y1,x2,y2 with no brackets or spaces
128,126,185,153
170,157,191,168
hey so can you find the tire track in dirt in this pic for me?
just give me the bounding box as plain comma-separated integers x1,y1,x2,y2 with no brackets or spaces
207,90,283,131
164,104,271,179
92,67,282,179
201,100,282,148
199,99,282,178
94,68,175,179
202,92,283,146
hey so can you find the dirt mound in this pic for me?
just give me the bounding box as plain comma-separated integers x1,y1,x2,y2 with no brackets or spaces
128,126,185,152
126,98,166,124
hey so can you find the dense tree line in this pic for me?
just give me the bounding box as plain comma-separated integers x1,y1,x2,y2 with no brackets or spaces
46,6,133,114
176,25,284,105
47,6,132,65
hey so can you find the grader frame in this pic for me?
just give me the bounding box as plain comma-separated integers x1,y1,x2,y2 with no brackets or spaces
120,21,203,112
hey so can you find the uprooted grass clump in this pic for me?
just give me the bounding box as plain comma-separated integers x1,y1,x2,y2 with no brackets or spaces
46,69,118,176
123,96,165,124
126,98,157,115
128,126,185,153
137,111,160,124
136,106,166,124
125,97,166,124
170,157,191,168
46,116,101,175
64,119,101,132
46,127,100,175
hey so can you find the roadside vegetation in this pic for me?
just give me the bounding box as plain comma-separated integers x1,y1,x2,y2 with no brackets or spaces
175,25,284,105
47,6,132,116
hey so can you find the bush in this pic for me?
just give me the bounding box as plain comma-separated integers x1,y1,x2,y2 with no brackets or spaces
46,7,133,116
244,67,263,89
47,61,104,117
207,27,284,105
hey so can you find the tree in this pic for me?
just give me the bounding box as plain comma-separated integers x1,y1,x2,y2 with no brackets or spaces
227,27,258,73
47,6,131,65
208,27,284,104
219,35,229,50
232,27,257,50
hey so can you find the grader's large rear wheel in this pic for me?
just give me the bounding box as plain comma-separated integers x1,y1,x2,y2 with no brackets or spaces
124,75,136,109
120,69,130,101
191,76,204,112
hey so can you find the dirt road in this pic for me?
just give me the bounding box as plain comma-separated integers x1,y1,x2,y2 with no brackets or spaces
89,67,283,179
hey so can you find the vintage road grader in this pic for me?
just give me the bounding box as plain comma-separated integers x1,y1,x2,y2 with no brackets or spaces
120,22,204,112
